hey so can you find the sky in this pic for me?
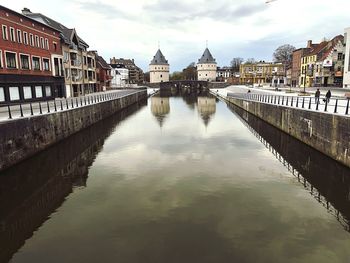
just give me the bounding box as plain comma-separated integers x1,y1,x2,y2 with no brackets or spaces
2,0,350,72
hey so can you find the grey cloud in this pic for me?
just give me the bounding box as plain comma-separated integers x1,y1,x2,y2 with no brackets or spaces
72,0,130,19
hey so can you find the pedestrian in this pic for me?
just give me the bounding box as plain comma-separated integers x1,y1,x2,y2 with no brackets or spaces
326,90,331,103
315,88,320,104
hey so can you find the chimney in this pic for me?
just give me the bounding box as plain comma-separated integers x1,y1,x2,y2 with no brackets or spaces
307,40,312,48
22,8,32,15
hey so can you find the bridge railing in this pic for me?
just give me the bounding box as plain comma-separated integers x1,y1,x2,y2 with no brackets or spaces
0,90,142,122
227,92,350,116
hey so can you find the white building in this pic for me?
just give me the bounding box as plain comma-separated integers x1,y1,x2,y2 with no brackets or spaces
110,65,129,87
344,27,350,88
197,48,217,82
149,49,169,83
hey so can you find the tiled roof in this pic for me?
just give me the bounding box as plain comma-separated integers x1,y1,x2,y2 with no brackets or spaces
319,35,344,61
97,56,110,69
150,49,169,65
198,48,216,64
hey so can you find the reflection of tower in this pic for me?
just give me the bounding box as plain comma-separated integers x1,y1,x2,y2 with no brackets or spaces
197,97,216,126
151,97,170,127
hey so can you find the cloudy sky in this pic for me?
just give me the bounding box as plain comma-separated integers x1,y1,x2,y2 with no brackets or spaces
3,0,350,72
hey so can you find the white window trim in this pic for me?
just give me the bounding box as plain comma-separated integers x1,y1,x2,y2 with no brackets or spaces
9,27,15,42
5,50,18,69
2,25,8,40
35,35,39,48
45,38,50,50
32,55,41,70
42,57,51,71
29,33,34,46
0,50,2,68
40,37,44,49
23,31,28,45
16,29,22,43
19,53,31,70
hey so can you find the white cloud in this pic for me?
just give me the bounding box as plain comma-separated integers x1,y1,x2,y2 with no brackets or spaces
2,0,350,71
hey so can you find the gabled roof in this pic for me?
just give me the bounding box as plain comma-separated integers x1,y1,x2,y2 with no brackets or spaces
198,48,216,64
150,49,169,65
97,56,111,69
319,35,344,61
23,11,89,48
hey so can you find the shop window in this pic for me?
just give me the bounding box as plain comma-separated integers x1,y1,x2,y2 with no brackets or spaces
23,86,32,99
9,86,20,101
45,86,51,97
32,56,41,70
35,86,43,98
20,54,30,70
5,52,17,69
0,87,4,102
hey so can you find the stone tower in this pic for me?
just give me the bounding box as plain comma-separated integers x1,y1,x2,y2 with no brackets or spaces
197,48,217,82
149,49,169,83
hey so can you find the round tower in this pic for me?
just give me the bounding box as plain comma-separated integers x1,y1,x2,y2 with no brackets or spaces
149,49,169,83
197,48,217,82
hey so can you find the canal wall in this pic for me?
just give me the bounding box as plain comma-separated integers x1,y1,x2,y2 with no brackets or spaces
0,90,147,171
224,96,350,168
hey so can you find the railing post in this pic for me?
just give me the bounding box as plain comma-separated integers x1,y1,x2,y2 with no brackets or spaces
19,103,24,117
80,97,83,106
296,97,299,108
274,96,276,104
47,101,50,113
286,96,289,106
39,102,43,114
30,102,34,115
66,99,69,109
54,100,57,112
291,97,294,107
7,105,12,119
71,99,74,108
324,99,328,112
278,96,280,105
282,96,284,105
76,98,78,107
60,100,63,111
308,97,311,109
334,99,338,113
346,99,350,115
302,98,305,108
316,99,319,111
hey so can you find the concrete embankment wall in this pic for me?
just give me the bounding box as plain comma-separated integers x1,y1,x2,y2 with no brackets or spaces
225,97,350,168
0,90,147,171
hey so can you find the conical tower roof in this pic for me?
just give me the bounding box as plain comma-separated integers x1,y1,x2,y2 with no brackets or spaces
198,48,216,64
150,49,169,65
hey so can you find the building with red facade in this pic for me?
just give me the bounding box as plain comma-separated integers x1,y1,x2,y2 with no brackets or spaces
96,55,112,91
0,5,64,104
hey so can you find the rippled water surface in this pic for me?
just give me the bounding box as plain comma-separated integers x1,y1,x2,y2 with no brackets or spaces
2,91,350,263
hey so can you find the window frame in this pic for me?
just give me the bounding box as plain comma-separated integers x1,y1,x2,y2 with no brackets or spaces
0,50,3,68
42,57,50,71
23,31,28,45
16,29,22,43
9,27,15,42
29,33,34,46
23,86,33,99
35,35,39,48
19,53,31,70
9,86,20,101
45,86,52,97
35,86,43,98
5,51,18,69
32,55,41,70
2,25,8,40
0,87,5,102
45,38,49,50
40,37,44,49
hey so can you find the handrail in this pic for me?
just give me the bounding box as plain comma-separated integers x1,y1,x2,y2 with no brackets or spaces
227,92,350,116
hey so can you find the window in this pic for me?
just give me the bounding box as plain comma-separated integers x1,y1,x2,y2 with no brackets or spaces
20,54,30,70
83,56,87,65
45,38,49,50
43,58,50,71
29,34,34,46
0,50,2,68
338,53,343,61
35,35,39,47
0,87,4,102
45,86,51,97
35,86,43,98
40,37,44,49
53,42,57,51
32,56,41,70
9,87,20,101
63,51,69,62
17,29,22,43
9,27,15,42
2,25,8,40
5,52,17,69
23,86,32,99
84,70,87,78
23,32,28,45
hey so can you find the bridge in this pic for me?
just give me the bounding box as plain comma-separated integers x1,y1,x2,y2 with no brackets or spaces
146,80,232,90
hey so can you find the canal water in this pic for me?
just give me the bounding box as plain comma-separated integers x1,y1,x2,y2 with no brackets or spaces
2,90,350,263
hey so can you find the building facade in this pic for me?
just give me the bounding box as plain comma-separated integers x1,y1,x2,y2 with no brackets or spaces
344,27,350,88
149,49,169,83
0,5,65,104
216,66,240,84
110,57,144,84
197,48,217,81
96,55,112,91
23,8,97,97
291,48,309,87
240,62,284,86
110,64,129,87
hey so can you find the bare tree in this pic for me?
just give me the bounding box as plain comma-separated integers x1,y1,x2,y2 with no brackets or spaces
273,44,296,65
245,58,256,64
230,57,244,72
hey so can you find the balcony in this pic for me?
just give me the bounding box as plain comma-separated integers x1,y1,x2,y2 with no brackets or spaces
71,60,82,67
69,43,78,52
72,75,82,82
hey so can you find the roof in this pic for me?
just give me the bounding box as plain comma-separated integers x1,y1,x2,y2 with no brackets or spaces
97,56,110,69
23,10,89,48
319,35,344,61
150,49,169,65
198,48,216,64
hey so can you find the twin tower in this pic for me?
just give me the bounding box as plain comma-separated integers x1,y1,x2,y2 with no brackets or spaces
149,48,217,83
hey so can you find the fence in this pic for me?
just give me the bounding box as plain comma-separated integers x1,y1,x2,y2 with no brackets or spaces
0,90,142,121
227,92,350,116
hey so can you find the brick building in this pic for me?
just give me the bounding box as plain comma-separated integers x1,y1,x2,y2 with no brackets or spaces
96,55,112,91
0,5,64,104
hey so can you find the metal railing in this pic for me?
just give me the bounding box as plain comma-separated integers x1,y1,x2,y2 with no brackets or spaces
0,90,142,121
227,92,350,116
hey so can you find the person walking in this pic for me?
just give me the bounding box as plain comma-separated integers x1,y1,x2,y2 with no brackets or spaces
326,90,331,103
315,89,320,104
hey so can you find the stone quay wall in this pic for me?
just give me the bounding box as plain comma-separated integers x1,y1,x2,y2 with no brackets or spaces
225,96,350,168
0,90,147,171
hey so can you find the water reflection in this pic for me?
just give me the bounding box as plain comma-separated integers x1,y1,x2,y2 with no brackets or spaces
197,97,216,127
227,102,350,233
151,96,170,128
0,101,146,263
